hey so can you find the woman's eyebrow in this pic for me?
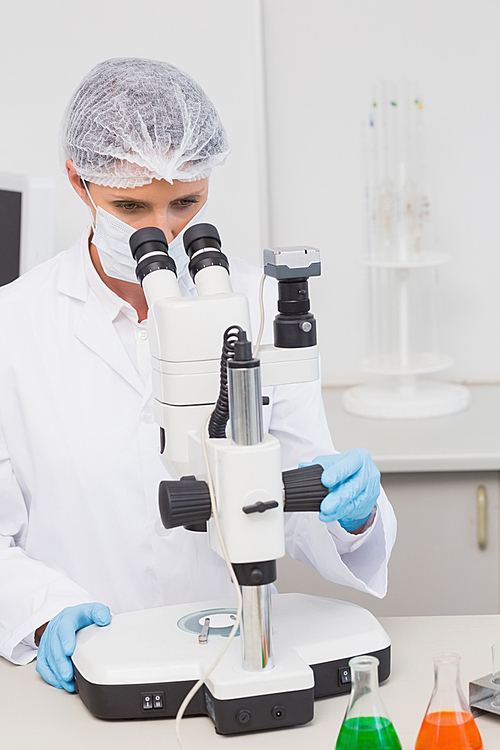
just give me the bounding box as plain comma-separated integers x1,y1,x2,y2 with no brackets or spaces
108,192,202,202
110,195,145,202
172,192,203,200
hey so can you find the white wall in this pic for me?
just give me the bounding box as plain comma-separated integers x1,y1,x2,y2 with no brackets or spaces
1,0,499,386
263,0,500,385
0,0,264,263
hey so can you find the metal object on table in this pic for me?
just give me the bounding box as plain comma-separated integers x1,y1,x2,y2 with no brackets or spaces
198,617,210,645
469,673,500,717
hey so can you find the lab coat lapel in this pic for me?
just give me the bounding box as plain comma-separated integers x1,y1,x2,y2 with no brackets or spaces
74,291,145,395
57,230,145,395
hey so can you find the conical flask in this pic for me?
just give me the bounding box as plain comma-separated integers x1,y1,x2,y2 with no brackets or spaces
415,652,483,749
335,655,402,749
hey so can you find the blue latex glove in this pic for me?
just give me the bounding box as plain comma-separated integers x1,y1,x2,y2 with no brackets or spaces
36,603,111,692
302,448,380,532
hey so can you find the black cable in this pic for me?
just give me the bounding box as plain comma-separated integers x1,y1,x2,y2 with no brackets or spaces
208,326,243,438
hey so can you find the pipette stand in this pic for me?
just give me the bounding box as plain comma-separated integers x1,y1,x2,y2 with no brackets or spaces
343,374,471,419
342,255,471,418
343,85,470,419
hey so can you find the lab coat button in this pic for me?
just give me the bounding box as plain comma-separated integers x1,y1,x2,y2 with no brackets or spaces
138,330,148,340
142,409,154,424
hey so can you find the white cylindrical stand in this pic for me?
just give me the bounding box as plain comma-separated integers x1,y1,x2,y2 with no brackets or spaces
342,376,471,420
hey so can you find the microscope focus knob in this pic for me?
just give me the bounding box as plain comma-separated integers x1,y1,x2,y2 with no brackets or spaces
282,464,328,512
159,476,212,530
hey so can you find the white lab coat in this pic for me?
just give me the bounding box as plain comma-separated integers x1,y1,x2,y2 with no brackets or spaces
0,229,396,665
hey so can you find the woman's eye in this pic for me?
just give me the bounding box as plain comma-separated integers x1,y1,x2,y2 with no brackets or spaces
115,203,141,211
174,198,199,209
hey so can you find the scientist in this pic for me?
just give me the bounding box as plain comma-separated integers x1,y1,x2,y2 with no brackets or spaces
0,58,396,693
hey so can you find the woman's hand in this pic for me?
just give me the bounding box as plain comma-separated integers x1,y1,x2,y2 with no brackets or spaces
302,448,380,533
36,603,111,691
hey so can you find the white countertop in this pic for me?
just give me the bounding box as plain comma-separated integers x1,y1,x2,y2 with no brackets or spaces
2,614,500,750
322,384,500,473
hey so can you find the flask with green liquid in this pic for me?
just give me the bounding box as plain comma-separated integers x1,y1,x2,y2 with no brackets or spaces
335,655,402,750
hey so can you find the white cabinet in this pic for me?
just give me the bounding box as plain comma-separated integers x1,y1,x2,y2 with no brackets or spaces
277,471,500,616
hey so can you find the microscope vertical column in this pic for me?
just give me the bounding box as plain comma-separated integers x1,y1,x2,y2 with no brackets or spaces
240,585,273,671
227,332,274,672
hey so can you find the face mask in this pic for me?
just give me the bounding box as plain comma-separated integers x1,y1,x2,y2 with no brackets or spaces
83,182,208,284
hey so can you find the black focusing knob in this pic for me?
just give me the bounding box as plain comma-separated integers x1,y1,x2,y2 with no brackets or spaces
159,476,212,529
282,464,328,512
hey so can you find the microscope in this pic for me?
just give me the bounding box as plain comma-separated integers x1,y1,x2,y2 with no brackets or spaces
71,224,390,734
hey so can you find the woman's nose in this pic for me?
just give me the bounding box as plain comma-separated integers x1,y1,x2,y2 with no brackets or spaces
153,217,176,244
151,218,171,240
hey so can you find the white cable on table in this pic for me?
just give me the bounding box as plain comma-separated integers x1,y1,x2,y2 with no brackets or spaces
174,413,243,750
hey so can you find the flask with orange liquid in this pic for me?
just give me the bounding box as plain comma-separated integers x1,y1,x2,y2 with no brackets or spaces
415,652,483,750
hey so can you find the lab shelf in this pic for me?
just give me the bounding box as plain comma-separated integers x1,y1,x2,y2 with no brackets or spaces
321,383,500,473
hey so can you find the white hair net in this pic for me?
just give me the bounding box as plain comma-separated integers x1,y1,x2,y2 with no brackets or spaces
60,57,230,188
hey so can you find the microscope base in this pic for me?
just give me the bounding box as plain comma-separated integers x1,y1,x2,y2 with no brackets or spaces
72,593,391,734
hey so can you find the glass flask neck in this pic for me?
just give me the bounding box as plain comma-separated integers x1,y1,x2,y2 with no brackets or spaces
346,656,389,719
351,657,380,695
428,652,470,714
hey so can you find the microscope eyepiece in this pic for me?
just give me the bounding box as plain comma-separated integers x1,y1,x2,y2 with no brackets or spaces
129,226,177,283
183,222,229,281
129,226,169,262
183,223,221,258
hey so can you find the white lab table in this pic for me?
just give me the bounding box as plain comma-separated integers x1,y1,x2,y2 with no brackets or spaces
2,614,500,750
322,383,500,473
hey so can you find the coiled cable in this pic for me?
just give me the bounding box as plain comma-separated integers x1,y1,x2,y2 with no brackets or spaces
208,325,243,438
